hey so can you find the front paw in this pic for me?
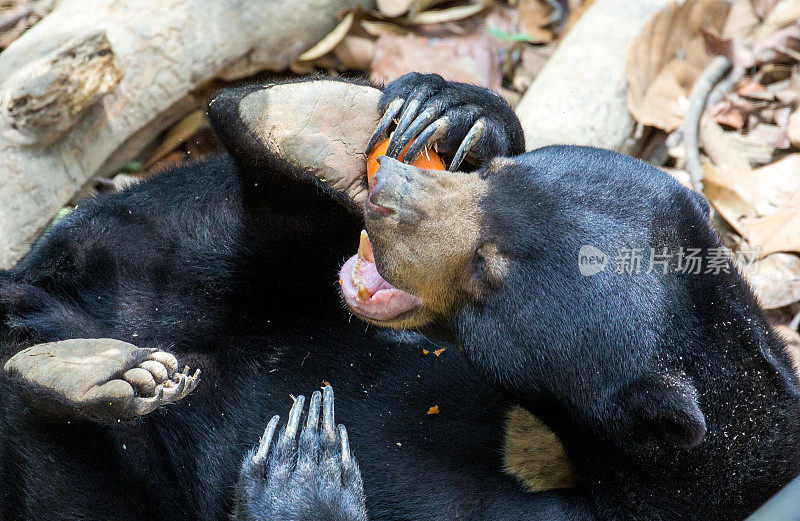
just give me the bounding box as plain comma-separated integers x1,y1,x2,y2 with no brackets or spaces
368,72,525,171
3,338,200,420
233,386,367,521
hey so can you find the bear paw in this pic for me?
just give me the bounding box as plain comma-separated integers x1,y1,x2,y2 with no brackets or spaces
3,338,200,420
368,72,525,171
233,386,367,521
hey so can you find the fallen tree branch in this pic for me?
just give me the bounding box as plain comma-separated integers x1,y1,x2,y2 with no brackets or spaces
0,0,371,268
683,55,732,191
515,0,671,154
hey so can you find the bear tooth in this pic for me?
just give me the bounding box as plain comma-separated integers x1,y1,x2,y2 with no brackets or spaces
358,230,374,263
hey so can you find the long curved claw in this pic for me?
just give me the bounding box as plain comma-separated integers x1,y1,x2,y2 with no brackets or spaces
365,98,404,154
284,395,305,441
391,105,441,162
181,368,200,399
338,424,351,466
132,386,164,417
161,373,187,402
254,415,281,464
449,119,486,172
404,116,451,164
306,390,322,434
386,97,423,158
322,385,336,445
156,365,201,403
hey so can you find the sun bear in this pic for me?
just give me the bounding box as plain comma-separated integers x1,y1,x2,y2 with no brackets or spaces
0,75,576,520
341,74,800,521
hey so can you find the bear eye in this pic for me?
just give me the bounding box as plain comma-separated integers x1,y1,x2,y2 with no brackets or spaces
471,247,489,282
470,242,510,289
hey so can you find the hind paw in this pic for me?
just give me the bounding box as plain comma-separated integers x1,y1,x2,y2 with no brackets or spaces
3,338,200,420
234,386,367,521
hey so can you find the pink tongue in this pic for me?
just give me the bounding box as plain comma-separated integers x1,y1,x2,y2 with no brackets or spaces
352,256,389,295
339,253,422,322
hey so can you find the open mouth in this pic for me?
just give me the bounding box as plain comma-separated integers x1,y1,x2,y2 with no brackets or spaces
339,230,422,322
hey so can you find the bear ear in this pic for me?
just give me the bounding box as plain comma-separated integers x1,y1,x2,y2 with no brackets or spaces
615,372,707,450
206,79,382,206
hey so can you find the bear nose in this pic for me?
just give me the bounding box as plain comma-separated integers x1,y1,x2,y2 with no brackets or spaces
368,172,388,207
368,156,421,217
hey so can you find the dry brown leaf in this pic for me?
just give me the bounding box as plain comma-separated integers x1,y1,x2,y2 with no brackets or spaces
740,81,769,95
370,32,501,90
774,324,800,373
703,163,754,237
752,0,800,40
518,0,555,44
747,252,800,308
563,0,596,36
723,0,760,39
298,11,356,62
749,155,800,213
746,192,800,255
481,5,551,45
772,106,792,149
699,112,752,171
788,107,800,146
724,122,783,165
627,0,731,132
751,0,782,19
713,103,747,128
702,28,735,57
376,0,447,18
702,27,757,67
704,154,800,224
753,21,800,64
406,3,485,25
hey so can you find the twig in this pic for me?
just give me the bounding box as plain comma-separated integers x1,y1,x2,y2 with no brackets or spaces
683,55,732,191
774,45,800,63
664,65,743,151
708,65,746,107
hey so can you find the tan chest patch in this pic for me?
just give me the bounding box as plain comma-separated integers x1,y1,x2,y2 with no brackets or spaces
503,406,578,491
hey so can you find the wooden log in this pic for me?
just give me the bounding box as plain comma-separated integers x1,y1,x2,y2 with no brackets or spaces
0,0,372,268
515,0,671,153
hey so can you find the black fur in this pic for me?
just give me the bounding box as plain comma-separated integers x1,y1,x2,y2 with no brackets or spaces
459,149,800,519
0,78,567,520
362,74,800,521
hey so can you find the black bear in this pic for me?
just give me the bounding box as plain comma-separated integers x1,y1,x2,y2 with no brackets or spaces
342,75,800,521
0,75,576,520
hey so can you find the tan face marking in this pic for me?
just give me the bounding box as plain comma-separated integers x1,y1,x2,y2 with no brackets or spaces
364,160,509,329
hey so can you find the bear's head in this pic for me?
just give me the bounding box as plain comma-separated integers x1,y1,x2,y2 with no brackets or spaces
341,145,718,453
